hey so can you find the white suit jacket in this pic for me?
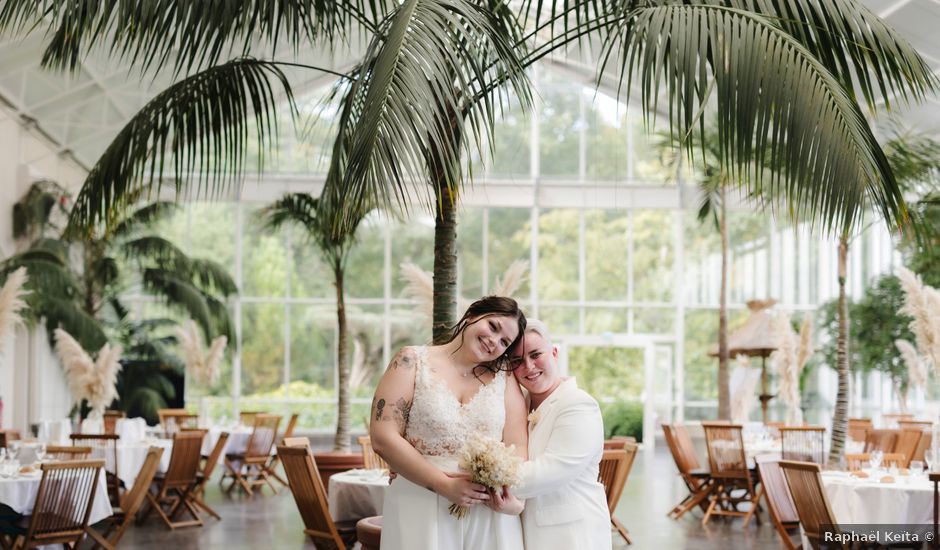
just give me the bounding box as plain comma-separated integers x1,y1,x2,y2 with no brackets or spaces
513,378,612,550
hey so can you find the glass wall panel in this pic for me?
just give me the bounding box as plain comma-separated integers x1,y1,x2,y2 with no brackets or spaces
488,208,531,296
240,303,285,395
538,71,581,179
585,93,629,181
584,210,628,301
457,207,484,299
490,98,531,177
634,308,674,334
584,308,628,334
242,205,287,298
391,217,435,297
536,209,579,301
568,347,644,401
633,210,674,302
290,304,335,389
540,307,579,336
345,217,386,299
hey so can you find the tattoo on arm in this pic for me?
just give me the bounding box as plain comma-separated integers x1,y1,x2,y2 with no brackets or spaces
390,349,416,370
374,398,386,421
393,398,412,431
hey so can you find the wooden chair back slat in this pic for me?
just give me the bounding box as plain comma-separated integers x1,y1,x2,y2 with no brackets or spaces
779,460,840,547
70,433,120,503
894,429,923,466
157,408,198,431
46,445,92,460
673,424,702,472
757,456,799,524
281,414,299,441
204,431,230,480
899,420,932,431
277,444,347,550
703,423,748,479
121,446,164,518
781,427,826,465
598,444,637,512
164,431,205,488
245,414,281,462
603,436,636,450
283,437,309,447
239,411,265,426
864,429,899,453
25,459,103,546
847,418,872,443
357,436,389,470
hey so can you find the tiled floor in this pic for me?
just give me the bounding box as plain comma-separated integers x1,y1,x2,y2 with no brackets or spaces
119,446,787,549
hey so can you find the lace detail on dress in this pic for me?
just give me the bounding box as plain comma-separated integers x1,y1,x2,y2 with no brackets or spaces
404,346,506,457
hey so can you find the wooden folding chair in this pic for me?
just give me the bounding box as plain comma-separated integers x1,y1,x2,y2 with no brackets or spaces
701,423,763,527
779,460,845,549
86,447,164,549
847,418,872,443
756,456,800,550
277,444,356,548
223,414,281,496
266,413,299,487
0,430,21,449
598,443,638,544
357,436,389,470
102,411,125,435
845,452,906,471
283,437,309,447
0,459,104,549
190,431,228,520
157,409,198,432
863,429,898,453
46,446,92,460
780,427,826,466
140,431,205,530
894,428,923,467
71,434,121,506
662,423,712,519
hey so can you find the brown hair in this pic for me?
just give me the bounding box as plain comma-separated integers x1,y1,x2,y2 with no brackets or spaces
445,296,527,374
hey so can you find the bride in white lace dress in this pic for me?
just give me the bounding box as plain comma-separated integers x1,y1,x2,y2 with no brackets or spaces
370,296,528,549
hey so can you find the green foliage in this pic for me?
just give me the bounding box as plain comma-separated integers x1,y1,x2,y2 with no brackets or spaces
900,199,940,290
816,274,913,391
601,401,643,442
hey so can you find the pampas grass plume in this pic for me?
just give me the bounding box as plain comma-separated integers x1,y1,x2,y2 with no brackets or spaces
0,267,29,358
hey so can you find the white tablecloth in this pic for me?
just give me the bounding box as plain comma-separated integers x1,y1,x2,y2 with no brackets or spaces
203,427,254,456
821,471,933,524
327,470,389,522
0,470,112,523
91,440,173,488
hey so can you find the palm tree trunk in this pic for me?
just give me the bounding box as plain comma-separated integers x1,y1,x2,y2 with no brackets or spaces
717,187,731,420
333,263,350,453
828,235,850,467
432,180,459,344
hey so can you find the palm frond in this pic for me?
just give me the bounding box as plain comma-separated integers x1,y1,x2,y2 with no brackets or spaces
0,267,29,354
141,269,212,338
189,259,238,297
41,299,107,351
91,256,120,290
65,58,295,235
205,295,234,341
602,4,902,232
111,202,179,237
328,0,531,227
4,0,388,74
120,236,191,269
260,193,321,237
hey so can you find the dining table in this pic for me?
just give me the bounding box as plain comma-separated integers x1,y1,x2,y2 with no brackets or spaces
820,469,933,524
0,466,113,522
327,469,390,522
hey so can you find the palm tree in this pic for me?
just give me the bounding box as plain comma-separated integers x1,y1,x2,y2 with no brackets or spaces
1,1,932,329
2,0,936,428
827,132,940,466
260,192,371,452
0,181,236,418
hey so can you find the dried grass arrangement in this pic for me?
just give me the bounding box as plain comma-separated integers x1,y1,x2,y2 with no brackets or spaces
771,312,813,425
898,267,940,376
0,267,29,362
53,328,122,417
399,260,530,319
176,319,226,386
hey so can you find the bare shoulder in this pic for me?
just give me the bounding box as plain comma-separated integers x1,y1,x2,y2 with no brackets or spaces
388,346,421,370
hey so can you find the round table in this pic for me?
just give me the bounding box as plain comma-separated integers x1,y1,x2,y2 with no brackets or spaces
328,470,389,522
0,469,112,522
821,471,933,524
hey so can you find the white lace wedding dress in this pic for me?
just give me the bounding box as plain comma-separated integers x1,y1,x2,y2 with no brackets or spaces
381,346,524,549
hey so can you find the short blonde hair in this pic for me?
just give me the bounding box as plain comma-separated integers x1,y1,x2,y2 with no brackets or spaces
524,318,553,347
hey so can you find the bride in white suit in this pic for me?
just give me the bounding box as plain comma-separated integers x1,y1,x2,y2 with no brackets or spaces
491,319,613,550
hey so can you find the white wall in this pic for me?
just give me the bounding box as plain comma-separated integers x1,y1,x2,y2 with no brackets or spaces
0,107,87,432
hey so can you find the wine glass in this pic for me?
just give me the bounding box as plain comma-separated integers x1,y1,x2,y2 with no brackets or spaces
36,443,47,463
926,450,937,473
910,460,925,478
869,450,884,471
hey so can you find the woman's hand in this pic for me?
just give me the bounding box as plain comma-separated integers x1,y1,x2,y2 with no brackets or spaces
488,486,524,516
439,472,490,507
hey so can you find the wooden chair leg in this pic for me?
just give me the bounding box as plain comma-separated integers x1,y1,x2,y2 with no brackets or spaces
85,526,116,550
612,517,632,544
702,483,722,526
191,494,222,520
